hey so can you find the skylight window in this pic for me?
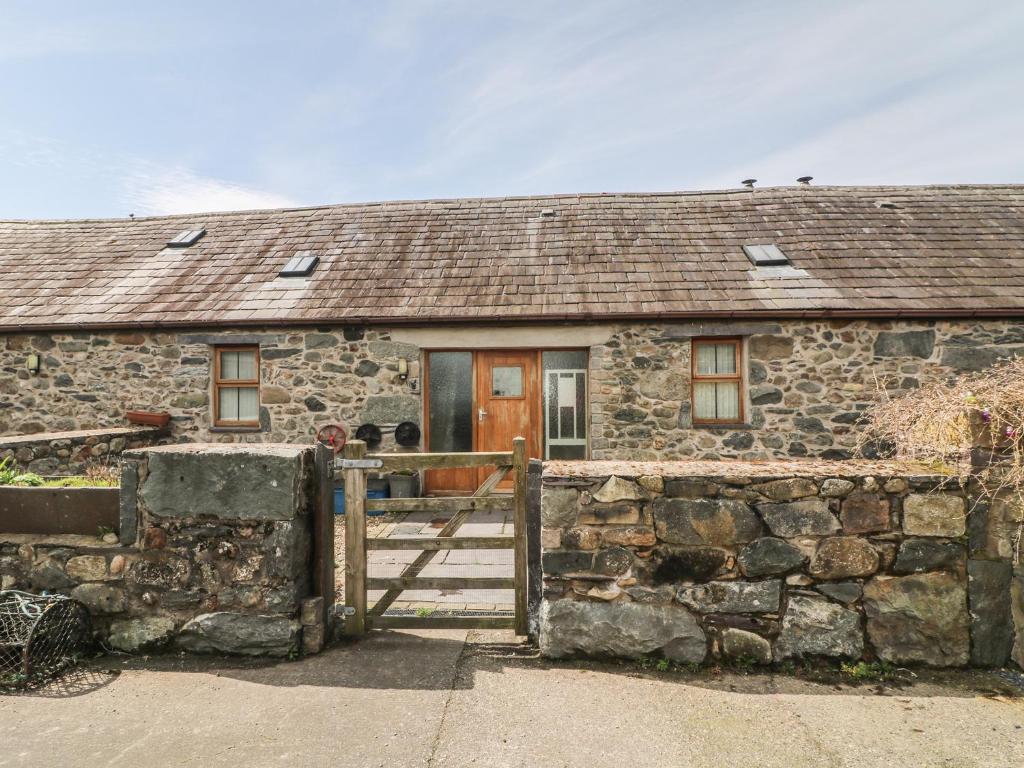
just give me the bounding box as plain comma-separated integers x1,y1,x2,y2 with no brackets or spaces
279,252,320,278
742,244,790,267
167,229,206,248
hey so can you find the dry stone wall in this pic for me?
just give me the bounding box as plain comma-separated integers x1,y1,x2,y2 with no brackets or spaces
0,426,166,475
0,443,320,656
539,460,1021,668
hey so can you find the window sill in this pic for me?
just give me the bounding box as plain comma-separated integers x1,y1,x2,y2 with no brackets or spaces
209,425,264,433
692,423,752,431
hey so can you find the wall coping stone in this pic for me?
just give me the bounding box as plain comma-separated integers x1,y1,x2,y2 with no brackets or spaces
543,459,955,482
0,425,162,447
125,442,308,459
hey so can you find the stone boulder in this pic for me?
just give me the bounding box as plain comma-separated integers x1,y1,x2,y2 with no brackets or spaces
809,537,879,579
749,477,818,501
541,485,579,527
862,573,969,666
756,499,840,537
820,478,856,498
967,560,1013,667
653,498,762,546
774,595,863,660
892,538,965,574
592,476,646,503
737,537,806,577
71,583,126,614
902,494,967,537
108,617,176,652
539,600,706,663
840,492,890,534
719,627,772,664
176,613,300,657
676,580,781,614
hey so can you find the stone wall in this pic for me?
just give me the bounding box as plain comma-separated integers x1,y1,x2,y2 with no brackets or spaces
0,443,321,656
0,327,420,448
588,318,1024,460
2,318,1023,461
539,459,1021,668
0,426,166,475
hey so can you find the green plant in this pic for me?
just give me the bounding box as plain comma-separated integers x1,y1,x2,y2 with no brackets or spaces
840,661,898,682
12,472,44,486
415,606,435,618
655,658,671,672
97,525,115,539
0,456,19,484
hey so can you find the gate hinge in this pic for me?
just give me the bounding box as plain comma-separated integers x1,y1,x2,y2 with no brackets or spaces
333,605,356,617
339,458,383,469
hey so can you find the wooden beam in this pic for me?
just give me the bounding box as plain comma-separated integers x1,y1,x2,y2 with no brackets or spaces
367,576,514,590
367,451,514,471
367,536,515,551
312,444,335,612
343,440,367,637
367,464,512,617
366,495,513,514
512,436,529,636
367,615,515,630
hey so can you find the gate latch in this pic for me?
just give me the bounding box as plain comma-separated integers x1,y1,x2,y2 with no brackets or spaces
334,605,356,617
339,458,383,469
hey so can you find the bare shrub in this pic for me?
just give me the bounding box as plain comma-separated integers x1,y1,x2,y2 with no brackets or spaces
858,356,1024,563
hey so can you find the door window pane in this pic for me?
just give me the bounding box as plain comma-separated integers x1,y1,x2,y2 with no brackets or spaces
542,350,588,460
428,352,473,452
492,366,523,397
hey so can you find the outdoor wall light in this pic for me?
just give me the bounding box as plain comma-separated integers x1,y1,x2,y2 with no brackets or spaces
26,353,41,375
397,358,408,380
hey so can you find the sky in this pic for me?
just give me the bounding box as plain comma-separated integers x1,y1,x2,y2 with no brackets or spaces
1,0,1023,219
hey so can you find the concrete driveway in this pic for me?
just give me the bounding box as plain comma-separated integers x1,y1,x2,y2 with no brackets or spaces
1,630,1022,768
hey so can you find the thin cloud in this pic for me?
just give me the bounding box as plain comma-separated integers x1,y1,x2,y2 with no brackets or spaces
122,167,299,215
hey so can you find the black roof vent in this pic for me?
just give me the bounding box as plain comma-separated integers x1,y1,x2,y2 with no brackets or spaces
279,252,320,278
742,244,790,267
167,228,206,248
741,178,757,189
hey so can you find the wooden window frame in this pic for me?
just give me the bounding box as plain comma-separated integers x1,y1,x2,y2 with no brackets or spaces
213,345,261,428
691,337,745,426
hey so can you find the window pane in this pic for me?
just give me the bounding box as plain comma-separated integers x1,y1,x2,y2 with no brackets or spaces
238,387,259,421
716,381,740,420
492,366,523,397
696,343,736,375
237,351,257,380
694,382,740,421
428,352,473,452
219,387,240,421
221,351,239,380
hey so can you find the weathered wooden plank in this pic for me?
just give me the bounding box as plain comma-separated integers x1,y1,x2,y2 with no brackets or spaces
367,536,515,551
512,436,529,636
367,464,512,617
366,615,515,630
368,452,514,471
526,457,543,641
312,444,335,614
366,495,514,514
343,440,368,637
367,576,514,590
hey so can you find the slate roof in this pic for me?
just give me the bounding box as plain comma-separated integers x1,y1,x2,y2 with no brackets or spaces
1,184,1023,331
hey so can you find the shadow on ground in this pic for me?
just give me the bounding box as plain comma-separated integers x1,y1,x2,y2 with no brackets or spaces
8,629,1024,701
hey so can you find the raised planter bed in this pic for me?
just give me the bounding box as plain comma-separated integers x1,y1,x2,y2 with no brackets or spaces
0,486,119,535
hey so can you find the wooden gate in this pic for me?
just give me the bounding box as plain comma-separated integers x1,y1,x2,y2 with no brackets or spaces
341,436,528,636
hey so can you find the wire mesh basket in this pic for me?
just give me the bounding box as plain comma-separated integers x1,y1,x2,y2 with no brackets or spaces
0,591,91,689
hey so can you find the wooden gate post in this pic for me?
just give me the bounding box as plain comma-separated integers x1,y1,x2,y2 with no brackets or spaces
512,436,529,636
343,440,368,637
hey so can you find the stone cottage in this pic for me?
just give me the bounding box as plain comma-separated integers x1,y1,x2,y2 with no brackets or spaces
2,185,1023,491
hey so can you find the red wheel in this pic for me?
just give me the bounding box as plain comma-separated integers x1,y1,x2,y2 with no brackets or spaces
316,424,347,454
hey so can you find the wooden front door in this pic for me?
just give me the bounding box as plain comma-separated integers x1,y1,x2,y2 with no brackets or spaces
474,351,539,491
424,350,543,494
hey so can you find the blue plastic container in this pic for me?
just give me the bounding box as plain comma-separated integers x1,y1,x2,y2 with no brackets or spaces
333,485,389,515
